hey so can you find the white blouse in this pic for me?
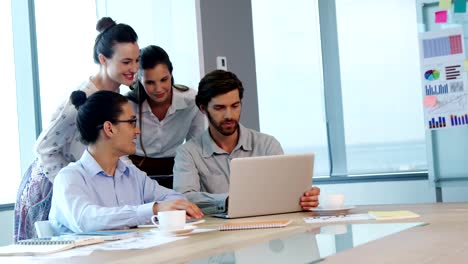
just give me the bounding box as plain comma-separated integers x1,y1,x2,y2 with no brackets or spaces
131,87,206,158
34,80,99,181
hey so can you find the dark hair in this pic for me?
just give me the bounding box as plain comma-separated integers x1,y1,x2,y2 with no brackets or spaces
196,70,244,109
70,90,128,145
127,45,176,104
93,17,138,64
139,45,174,84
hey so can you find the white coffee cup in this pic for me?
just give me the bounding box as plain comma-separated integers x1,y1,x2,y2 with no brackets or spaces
151,210,186,231
321,194,345,209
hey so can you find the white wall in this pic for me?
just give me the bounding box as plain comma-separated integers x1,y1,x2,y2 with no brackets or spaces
95,0,201,91
0,210,14,246
197,0,260,131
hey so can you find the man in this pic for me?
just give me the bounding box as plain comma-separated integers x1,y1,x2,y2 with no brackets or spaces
173,70,320,214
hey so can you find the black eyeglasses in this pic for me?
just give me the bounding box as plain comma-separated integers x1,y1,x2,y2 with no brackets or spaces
114,117,138,127
96,117,138,129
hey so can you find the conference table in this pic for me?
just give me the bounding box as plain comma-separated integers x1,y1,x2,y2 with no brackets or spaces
11,203,468,263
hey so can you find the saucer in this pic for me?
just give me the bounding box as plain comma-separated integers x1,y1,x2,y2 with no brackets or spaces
137,219,205,229
151,225,197,236
309,206,355,216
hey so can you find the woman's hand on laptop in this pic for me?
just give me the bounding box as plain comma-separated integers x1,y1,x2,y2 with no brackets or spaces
300,187,321,210
153,199,204,219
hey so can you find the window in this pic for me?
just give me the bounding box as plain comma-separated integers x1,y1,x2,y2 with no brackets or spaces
336,0,426,174
253,0,426,177
35,0,97,128
252,0,330,176
0,0,21,204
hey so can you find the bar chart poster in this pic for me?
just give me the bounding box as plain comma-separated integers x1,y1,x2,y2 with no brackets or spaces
419,27,468,130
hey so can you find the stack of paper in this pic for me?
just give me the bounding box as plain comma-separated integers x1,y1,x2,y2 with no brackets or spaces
368,210,420,220
304,213,373,224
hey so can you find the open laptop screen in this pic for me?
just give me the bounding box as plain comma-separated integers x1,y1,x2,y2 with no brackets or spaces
215,153,314,218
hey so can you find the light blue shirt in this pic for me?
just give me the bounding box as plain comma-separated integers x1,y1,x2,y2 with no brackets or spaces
173,124,283,214
131,87,206,158
49,150,185,234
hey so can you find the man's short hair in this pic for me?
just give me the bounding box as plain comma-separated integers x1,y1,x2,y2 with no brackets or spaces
196,70,244,109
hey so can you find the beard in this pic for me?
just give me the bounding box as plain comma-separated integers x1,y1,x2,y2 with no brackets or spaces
206,111,239,136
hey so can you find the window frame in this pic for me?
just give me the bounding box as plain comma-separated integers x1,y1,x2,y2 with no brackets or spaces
316,0,428,183
0,0,42,210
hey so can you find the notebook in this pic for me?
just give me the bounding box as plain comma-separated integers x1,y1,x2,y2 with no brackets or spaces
0,236,104,256
213,153,314,219
218,219,293,231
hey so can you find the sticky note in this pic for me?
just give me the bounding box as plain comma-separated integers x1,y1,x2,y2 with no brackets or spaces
439,0,451,10
424,96,437,107
464,59,468,71
454,0,466,13
435,10,448,23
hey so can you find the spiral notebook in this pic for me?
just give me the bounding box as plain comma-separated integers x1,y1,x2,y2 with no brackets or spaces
218,219,293,231
0,236,104,256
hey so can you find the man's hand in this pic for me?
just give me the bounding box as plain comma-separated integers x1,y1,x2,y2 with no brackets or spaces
153,199,204,219
300,186,320,210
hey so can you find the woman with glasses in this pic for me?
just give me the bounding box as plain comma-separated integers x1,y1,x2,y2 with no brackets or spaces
48,90,202,233
14,17,140,241
126,45,206,180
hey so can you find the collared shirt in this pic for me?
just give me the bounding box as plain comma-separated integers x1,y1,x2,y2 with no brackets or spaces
173,124,283,214
131,87,206,158
49,150,185,234
34,80,99,181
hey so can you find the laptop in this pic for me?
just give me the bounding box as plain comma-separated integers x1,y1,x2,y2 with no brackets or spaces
213,153,314,218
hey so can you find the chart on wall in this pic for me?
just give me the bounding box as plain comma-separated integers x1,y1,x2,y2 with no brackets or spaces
419,27,468,130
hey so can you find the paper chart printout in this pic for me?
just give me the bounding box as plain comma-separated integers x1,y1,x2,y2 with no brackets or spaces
419,27,468,130
304,214,373,224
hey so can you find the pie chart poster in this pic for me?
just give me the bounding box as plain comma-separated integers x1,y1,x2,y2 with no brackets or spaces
419,27,468,130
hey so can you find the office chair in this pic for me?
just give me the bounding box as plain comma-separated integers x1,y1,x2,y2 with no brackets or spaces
14,161,53,241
